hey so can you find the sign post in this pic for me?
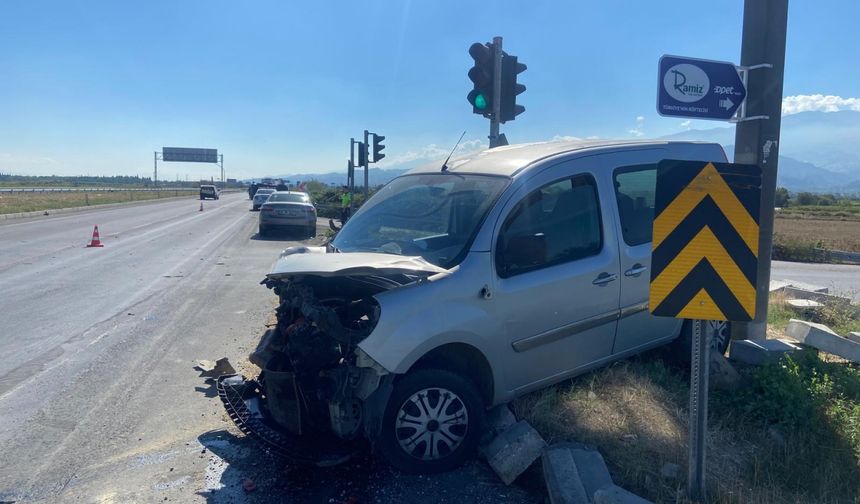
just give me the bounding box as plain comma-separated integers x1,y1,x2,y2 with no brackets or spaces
649,160,762,501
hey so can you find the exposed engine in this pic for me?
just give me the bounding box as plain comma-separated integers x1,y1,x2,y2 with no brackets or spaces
250,275,394,441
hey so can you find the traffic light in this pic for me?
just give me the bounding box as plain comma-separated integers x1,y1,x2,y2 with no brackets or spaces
467,42,495,115
357,142,367,166
500,54,526,123
372,134,386,162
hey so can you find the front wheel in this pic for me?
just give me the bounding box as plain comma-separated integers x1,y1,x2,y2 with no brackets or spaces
378,368,484,474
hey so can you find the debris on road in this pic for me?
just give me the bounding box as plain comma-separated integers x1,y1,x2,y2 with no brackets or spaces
786,319,860,364
479,419,546,485
194,358,236,380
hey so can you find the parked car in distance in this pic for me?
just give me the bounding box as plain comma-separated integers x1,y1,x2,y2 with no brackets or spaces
199,184,220,200
218,139,733,475
258,191,317,237
251,188,275,211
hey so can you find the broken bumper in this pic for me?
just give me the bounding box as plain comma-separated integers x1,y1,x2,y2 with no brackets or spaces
216,374,362,467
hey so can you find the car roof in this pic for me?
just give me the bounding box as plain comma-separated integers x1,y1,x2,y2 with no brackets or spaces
405,139,722,178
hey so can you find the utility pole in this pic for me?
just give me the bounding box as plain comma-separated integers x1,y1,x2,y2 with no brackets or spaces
349,138,357,215
489,36,503,148
731,0,788,341
363,129,369,201
153,151,158,187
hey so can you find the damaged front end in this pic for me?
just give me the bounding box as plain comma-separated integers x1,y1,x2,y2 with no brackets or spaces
217,247,446,466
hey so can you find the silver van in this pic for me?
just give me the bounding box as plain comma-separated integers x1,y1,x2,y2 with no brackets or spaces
218,139,731,473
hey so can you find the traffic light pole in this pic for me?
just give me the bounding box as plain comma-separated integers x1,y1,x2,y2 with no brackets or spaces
349,138,356,215
731,0,788,341
363,129,369,201
489,36,503,148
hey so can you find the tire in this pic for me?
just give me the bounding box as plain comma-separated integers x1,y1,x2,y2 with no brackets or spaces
668,320,731,362
200,196,204,200
307,224,316,238
258,225,267,237
378,368,484,474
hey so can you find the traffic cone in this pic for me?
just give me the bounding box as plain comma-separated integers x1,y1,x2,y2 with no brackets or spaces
199,201,204,212
87,225,104,247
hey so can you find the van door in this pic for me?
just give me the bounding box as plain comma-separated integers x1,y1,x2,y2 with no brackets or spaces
599,151,683,354
492,158,620,395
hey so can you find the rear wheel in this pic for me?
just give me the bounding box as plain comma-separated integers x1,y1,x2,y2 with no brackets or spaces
668,320,731,362
258,225,267,237
307,224,316,238
378,369,484,474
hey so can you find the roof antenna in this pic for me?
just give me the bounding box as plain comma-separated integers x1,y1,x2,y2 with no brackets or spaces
441,130,467,172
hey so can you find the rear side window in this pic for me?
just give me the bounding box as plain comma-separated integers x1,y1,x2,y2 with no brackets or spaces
496,174,602,278
613,165,656,246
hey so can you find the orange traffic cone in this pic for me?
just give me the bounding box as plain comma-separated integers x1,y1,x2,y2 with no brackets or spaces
87,225,104,247
199,201,204,212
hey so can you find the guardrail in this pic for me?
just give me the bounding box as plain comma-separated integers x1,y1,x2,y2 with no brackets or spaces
815,248,860,265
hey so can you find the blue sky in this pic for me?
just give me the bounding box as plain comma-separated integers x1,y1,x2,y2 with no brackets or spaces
1,0,858,180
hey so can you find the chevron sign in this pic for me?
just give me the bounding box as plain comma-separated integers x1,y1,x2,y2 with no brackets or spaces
649,160,762,321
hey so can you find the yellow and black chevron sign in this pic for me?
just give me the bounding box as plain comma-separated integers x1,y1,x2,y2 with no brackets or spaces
649,160,762,321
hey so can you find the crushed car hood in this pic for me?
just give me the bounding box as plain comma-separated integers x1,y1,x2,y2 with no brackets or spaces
267,246,449,280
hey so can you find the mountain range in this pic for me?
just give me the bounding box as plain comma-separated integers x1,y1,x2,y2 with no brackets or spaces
258,111,860,194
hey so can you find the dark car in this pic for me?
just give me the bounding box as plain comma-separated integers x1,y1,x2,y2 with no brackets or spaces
199,185,219,200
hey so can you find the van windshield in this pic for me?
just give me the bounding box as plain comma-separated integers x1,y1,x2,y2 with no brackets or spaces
331,173,509,269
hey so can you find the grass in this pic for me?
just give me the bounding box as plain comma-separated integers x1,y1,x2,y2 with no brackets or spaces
515,295,860,503
0,189,195,215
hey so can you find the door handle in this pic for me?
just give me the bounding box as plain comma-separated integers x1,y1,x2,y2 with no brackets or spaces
624,264,648,277
592,272,618,285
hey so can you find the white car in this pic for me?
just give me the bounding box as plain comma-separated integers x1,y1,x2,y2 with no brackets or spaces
218,139,731,473
251,188,275,211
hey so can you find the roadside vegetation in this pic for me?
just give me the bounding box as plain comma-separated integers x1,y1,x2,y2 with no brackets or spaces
773,189,860,261
0,189,196,215
515,294,860,503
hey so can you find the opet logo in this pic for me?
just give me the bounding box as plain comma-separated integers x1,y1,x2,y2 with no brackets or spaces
663,64,709,103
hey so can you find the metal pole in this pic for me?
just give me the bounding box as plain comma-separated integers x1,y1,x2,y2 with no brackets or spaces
220,154,224,189
688,320,711,501
153,152,158,187
349,138,356,215
489,36,503,148
363,129,369,201
731,0,788,341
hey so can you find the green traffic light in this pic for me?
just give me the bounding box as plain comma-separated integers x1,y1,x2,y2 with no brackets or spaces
474,93,488,110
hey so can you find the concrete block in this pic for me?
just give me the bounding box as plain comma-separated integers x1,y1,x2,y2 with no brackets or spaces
786,319,860,364
729,338,805,366
569,447,614,499
593,485,653,504
542,446,590,504
710,351,741,390
785,281,828,293
481,404,519,445
848,332,860,345
786,299,823,310
480,420,547,485
783,286,849,305
487,404,517,434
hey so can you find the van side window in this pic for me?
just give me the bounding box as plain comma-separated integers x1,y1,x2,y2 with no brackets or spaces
613,165,656,246
496,174,602,278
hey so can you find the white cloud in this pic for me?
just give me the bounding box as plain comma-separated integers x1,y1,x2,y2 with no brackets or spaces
380,138,487,167
628,116,645,137
782,94,860,115
551,135,583,142
680,120,691,130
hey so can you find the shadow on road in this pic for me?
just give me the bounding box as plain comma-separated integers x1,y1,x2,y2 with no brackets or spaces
194,429,539,504
250,229,315,242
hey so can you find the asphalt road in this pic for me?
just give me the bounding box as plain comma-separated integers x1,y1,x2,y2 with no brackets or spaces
1,194,856,503
771,260,860,301
0,193,535,504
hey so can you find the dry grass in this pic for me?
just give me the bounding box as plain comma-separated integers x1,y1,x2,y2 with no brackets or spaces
0,190,195,214
774,216,860,253
514,344,860,503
